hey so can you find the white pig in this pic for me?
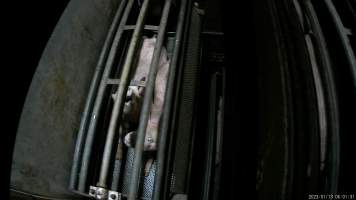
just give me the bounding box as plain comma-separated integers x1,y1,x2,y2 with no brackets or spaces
112,36,170,151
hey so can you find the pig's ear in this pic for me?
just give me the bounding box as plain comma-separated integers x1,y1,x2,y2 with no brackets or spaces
131,87,143,104
138,87,145,96
131,86,140,97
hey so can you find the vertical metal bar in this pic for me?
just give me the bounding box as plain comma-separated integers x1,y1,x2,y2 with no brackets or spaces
128,0,173,199
97,0,151,188
162,2,193,197
305,0,340,193
202,73,218,200
78,0,135,192
323,0,356,91
213,70,225,200
69,0,127,191
152,0,188,199
111,126,124,190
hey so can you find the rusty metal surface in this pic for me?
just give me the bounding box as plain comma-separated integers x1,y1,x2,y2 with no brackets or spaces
11,0,119,197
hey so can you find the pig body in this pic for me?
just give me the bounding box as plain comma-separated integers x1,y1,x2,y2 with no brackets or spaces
113,37,170,151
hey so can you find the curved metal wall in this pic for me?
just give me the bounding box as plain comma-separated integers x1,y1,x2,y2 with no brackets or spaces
11,0,120,198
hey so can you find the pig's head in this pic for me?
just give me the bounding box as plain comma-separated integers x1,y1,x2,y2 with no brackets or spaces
124,123,157,151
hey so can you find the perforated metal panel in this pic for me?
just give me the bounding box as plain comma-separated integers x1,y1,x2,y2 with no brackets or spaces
121,148,156,200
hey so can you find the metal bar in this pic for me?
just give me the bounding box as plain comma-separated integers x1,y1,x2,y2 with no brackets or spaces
111,126,124,190
167,1,199,195
202,73,218,200
128,0,173,199
69,0,127,191
78,0,135,192
305,34,324,190
124,25,160,31
160,0,194,198
323,0,356,91
152,0,188,199
201,31,224,36
304,0,340,193
106,78,146,87
213,70,225,200
97,0,151,188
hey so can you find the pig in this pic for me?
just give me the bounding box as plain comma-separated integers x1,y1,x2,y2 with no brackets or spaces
112,36,170,151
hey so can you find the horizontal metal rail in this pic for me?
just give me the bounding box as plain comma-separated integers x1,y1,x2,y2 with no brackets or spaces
69,0,127,191
106,79,146,87
124,25,159,31
97,0,151,188
127,0,173,199
77,0,136,192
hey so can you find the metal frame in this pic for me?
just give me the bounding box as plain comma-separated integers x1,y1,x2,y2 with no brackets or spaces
323,0,356,91
152,0,188,199
127,0,174,199
78,0,136,192
201,73,218,200
70,0,194,198
303,0,340,193
97,0,152,188
69,0,128,191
